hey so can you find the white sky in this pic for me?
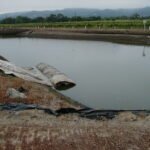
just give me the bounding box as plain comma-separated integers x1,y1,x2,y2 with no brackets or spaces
0,0,150,13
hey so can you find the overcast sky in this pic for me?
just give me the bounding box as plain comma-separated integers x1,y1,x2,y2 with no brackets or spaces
0,0,150,13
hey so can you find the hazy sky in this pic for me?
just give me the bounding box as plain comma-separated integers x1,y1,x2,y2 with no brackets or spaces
0,0,150,13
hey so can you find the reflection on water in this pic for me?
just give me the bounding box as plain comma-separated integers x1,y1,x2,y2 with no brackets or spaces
142,46,146,57
0,37,150,109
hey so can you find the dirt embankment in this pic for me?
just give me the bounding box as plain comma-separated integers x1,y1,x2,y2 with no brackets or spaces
1,27,150,45
23,28,150,45
0,111,150,150
0,71,150,150
0,28,30,36
0,71,81,110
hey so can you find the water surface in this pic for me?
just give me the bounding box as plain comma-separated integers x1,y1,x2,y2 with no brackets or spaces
0,37,150,109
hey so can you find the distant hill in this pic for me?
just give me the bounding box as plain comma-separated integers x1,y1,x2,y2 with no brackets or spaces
0,7,150,19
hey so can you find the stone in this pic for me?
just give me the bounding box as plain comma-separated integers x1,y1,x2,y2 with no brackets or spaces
6,88,27,99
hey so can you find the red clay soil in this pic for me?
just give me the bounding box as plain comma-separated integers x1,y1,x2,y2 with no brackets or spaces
0,73,150,150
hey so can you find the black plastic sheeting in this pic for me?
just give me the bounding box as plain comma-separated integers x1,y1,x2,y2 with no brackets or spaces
0,55,8,61
0,102,55,115
0,102,150,120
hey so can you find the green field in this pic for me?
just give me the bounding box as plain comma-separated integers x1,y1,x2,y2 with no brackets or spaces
0,20,150,29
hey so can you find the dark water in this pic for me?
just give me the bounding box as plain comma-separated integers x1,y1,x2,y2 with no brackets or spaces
0,37,150,109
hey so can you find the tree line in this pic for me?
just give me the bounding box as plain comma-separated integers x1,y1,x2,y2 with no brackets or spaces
0,13,150,24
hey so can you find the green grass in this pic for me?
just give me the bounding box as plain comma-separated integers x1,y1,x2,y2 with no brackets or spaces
0,20,150,29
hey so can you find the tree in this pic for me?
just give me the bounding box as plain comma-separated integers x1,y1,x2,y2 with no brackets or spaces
15,16,31,23
32,17,45,23
0,17,15,24
130,13,141,19
46,14,57,22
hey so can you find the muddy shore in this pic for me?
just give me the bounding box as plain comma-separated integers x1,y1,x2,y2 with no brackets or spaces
26,28,150,45
1,28,150,45
0,69,150,149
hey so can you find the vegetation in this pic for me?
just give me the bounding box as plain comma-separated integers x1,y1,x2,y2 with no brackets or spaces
0,13,150,29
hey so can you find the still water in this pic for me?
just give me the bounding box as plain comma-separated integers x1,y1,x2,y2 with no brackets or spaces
0,37,150,109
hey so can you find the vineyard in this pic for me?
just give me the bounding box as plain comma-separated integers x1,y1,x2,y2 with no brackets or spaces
0,20,150,29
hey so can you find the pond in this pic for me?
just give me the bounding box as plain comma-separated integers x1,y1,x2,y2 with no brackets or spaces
0,37,150,110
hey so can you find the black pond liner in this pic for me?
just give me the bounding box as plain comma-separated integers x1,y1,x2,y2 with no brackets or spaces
55,81,76,91
0,102,150,120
